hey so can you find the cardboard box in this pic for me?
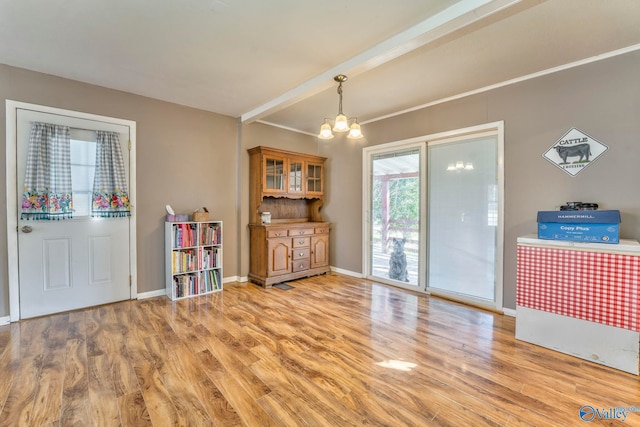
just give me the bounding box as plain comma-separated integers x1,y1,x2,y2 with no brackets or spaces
537,210,621,244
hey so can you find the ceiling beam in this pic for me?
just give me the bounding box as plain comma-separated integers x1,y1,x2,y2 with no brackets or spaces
240,0,523,124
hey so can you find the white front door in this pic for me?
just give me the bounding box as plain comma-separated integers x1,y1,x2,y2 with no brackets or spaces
15,108,132,319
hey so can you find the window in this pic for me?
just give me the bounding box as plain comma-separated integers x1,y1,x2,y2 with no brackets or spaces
69,130,97,217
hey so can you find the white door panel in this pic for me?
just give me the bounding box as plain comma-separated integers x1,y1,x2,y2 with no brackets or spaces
43,238,71,290
90,235,112,284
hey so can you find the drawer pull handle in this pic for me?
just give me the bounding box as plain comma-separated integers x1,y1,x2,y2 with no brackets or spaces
299,231,305,235
299,240,305,244
300,252,304,256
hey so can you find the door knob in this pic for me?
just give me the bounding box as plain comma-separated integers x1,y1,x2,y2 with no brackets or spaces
21,225,33,233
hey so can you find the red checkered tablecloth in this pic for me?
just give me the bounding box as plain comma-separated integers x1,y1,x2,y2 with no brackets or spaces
517,245,639,332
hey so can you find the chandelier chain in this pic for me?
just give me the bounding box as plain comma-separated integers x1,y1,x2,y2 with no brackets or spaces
337,82,344,115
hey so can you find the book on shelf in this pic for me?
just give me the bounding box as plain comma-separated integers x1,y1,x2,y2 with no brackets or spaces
200,223,222,246
210,269,221,290
201,247,220,269
172,249,198,274
174,223,197,248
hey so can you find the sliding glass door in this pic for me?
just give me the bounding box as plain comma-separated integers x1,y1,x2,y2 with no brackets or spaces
366,145,424,290
427,135,499,304
364,123,503,309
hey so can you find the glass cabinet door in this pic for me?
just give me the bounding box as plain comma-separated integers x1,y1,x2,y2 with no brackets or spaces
289,159,304,194
306,162,323,195
264,156,286,193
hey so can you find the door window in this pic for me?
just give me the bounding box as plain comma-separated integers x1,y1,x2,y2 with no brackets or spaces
69,138,97,217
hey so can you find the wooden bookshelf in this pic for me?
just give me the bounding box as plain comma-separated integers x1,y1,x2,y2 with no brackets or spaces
165,221,223,300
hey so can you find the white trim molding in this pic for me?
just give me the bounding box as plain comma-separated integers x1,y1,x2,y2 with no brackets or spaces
330,266,363,278
137,289,167,300
503,308,516,317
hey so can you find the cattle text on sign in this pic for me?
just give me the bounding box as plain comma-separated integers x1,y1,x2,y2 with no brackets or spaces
543,128,608,177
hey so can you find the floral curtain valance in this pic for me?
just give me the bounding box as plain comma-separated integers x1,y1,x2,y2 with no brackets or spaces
21,122,73,220
91,131,131,218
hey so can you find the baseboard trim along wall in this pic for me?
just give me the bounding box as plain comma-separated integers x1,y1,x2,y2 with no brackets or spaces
0,316,11,326
330,266,363,278
137,289,167,300
503,308,516,317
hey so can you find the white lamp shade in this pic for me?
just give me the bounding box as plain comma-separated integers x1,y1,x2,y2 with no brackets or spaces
318,122,334,139
333,114,349,132
347,122,363,139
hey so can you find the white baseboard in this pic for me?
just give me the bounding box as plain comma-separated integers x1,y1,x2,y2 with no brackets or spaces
137,289,167,299
237,276,249,283
223,276,245,283
0,316,10,326
503,308,516,317
330,266,363,278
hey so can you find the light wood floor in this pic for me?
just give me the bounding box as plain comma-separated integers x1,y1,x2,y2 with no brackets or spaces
1,273,639,426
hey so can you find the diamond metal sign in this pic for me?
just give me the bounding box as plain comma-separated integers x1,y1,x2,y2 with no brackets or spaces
543,127,608,177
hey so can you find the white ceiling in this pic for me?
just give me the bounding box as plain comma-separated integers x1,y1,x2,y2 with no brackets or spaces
2,0,640,137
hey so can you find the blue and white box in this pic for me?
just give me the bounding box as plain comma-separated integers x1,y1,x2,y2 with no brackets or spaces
537,210,621,244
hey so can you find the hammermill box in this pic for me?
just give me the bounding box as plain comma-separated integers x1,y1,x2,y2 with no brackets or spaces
537,210,621,244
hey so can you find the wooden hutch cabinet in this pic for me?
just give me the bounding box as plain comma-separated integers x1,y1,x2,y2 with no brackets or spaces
248,146,330,288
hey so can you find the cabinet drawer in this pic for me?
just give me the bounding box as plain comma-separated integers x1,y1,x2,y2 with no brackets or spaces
292,237,310,248
292,258,310,272
289,228,314,236
314,226,329,234
292,248,310,260
267,229,288,238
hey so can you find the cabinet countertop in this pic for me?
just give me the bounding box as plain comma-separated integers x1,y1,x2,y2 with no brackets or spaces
517,234,640,253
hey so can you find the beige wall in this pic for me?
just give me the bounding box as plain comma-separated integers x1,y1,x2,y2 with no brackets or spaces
0,64,238,317
321,50,640,309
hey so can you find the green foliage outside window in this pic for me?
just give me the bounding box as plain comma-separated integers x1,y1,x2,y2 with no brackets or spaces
372,177,419,225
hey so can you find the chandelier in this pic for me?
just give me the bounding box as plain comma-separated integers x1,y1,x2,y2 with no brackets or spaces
446,161,474,172
318,74,363,140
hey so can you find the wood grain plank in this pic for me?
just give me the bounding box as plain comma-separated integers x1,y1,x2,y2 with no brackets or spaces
190,377,243,427
118,391,152,427
60,337,90,426
139,366,182,427
87,354,121,426
149,338,214,426
199,333,271,402
0,355,42,427
211,371,278,427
